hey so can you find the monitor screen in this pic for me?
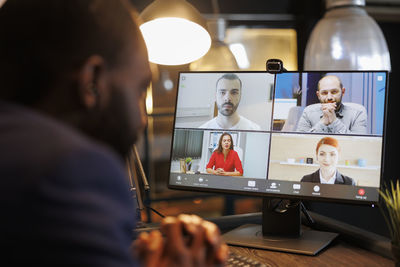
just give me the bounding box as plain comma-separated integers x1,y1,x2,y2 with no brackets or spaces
168,71,388,204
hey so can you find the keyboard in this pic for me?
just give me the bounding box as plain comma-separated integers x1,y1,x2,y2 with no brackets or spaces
226,251,269,267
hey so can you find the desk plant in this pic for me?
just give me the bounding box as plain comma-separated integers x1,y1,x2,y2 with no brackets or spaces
379,180,400,265
185,157,192,171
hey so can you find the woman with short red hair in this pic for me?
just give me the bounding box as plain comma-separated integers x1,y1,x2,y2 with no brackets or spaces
301,137,355,185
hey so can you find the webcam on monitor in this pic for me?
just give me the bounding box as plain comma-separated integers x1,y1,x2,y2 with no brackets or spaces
266,58,285,73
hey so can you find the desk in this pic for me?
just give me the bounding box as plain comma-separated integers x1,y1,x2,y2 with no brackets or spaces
229,241,393,266
208,212,395,266
138,212,396,266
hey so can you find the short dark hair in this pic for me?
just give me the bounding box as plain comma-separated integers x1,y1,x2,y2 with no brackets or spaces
0,0,139,105
216,73,242,90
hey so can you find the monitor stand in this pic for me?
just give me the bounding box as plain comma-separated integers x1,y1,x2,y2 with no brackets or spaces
222,198,338,255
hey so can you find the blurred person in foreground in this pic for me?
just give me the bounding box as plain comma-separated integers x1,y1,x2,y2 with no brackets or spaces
0,0,227,266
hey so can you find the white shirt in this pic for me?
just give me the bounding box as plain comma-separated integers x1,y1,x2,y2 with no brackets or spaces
199,115,261,130
319,169,337,184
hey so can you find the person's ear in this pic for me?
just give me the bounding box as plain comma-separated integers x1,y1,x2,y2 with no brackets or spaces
342,87,346,96
316,90,321,100
78,55,107,109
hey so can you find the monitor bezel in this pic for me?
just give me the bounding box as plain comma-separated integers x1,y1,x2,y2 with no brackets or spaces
167,70,390,206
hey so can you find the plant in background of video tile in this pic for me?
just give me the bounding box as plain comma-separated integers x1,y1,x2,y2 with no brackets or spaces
185,157,192,171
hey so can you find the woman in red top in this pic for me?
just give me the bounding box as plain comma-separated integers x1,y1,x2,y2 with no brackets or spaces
206,132,243,176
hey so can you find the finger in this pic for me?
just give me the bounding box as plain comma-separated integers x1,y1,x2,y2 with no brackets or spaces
321,105,330,113
179,214,204,247
133,231,164,267
322,109,330,116
161,215,201,267
146,231,164,267
178,214,198,236
322,103,335,110
180,215,207,266
202,220,220,245
161,216,187,254
133,232,150,258
184,214,204,239
202,220,228,265
203,221,220,265
215,243,230,264
137,231,149,243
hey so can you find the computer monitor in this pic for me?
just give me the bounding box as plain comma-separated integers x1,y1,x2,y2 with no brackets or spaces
168,71,388,255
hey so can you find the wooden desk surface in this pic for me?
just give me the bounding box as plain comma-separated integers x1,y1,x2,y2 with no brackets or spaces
229,240,394,267
140,212,396,266
207,212,395,266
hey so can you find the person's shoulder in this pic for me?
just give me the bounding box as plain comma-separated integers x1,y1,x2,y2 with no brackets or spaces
0,102,125,183
343,102,367,113
343,176,355,185
337,171,356,185
301,170,319,182
0,102,136,265
199,117,218,128
237,116,261,130
229,149,239,156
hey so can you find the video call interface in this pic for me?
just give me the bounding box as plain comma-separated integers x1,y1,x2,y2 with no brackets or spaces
168,71,388,203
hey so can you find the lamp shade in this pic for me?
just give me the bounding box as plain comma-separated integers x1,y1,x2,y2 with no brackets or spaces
139,0,211,65
304,0,391,71
190,18,238,71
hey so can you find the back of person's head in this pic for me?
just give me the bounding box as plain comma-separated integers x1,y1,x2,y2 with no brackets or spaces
0,0,139,106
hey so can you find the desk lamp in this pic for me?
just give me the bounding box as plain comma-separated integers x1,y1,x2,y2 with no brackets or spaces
139,0,211,65
190,18,238,71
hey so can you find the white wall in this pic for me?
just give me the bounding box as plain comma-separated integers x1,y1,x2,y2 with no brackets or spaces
242,132,270,179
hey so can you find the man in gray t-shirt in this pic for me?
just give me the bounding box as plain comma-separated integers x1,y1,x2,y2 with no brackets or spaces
296,75,367,134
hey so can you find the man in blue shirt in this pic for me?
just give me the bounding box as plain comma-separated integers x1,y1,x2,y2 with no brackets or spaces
0,0,227,266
